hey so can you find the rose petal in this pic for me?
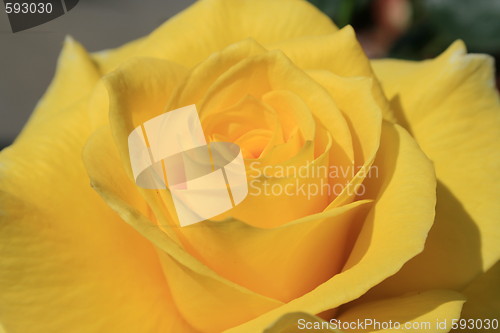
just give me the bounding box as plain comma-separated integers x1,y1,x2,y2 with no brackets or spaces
264,312,342,332
203,95,284,158
93,37,146,74
225,122,436,332
103,57,189,232
134,0,337,68
338,290,465,333
272,26,393,121
0,104,193,332
369,41,500,295
18,37,100,138
177,199,372,303
307,72,382,207
169,39,266,108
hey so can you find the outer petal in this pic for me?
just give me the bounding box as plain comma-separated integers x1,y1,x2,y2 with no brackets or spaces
92,0,337,73
18,37,100,138
273,26,392,121
264,290,466,333
92,37,146,74
370,41,500,296
338,290,465,333
103,57,189,238
0,102,193,332
134,0,337,68
226,122,436,332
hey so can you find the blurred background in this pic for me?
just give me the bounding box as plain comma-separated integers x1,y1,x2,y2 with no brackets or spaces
1,0,499,149
0,0,195,149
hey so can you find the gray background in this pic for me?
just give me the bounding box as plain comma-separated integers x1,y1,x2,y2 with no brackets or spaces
0,0,195,148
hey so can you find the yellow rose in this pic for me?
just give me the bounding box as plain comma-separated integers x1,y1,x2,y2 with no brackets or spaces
1,0,499,332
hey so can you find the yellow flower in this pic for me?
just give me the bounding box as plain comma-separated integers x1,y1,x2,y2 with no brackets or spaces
1,0,499,332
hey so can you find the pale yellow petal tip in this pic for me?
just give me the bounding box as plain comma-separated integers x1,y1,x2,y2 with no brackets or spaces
93,49,111,60
59,35,90,64
442,40,493,65
448,39,467,54
62,35,79,52
438,40,497,90
63,34,75,44
339,24,355,35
